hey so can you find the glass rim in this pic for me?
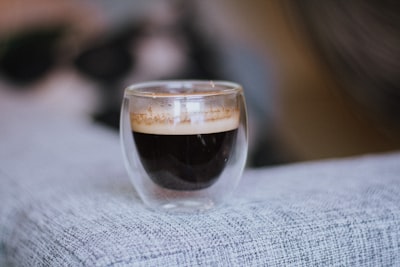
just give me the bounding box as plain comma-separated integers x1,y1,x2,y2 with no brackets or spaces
124,80,242,98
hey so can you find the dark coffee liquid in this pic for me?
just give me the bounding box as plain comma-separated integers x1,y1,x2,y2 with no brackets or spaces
133,129,237,190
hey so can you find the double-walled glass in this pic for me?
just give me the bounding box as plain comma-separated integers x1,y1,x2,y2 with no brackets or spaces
120,80,248,213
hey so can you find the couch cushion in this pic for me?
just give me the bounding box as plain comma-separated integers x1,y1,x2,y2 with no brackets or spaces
1,94,400,266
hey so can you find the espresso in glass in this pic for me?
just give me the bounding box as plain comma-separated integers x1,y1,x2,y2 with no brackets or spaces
131,110,238,191
121,81,248,213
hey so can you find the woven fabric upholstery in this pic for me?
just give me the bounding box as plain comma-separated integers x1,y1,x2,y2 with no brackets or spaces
1,95,400,266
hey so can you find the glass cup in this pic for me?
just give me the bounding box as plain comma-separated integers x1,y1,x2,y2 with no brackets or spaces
120,80,248,213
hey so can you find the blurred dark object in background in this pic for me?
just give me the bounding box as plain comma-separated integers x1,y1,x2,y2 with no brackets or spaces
74,31,134,84
73,26,137,128
73,1,223,130
291,0,400,129
0,26,65,86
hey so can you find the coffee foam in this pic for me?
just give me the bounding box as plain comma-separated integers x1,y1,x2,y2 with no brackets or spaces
130,108,239,135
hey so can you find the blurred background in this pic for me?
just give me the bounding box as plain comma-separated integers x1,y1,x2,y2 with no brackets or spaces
1,0,399,167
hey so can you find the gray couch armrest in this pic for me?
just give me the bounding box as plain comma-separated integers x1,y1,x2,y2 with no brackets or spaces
1,96,400,266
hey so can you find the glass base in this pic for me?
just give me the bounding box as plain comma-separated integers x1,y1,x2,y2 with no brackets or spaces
148,198,216,214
